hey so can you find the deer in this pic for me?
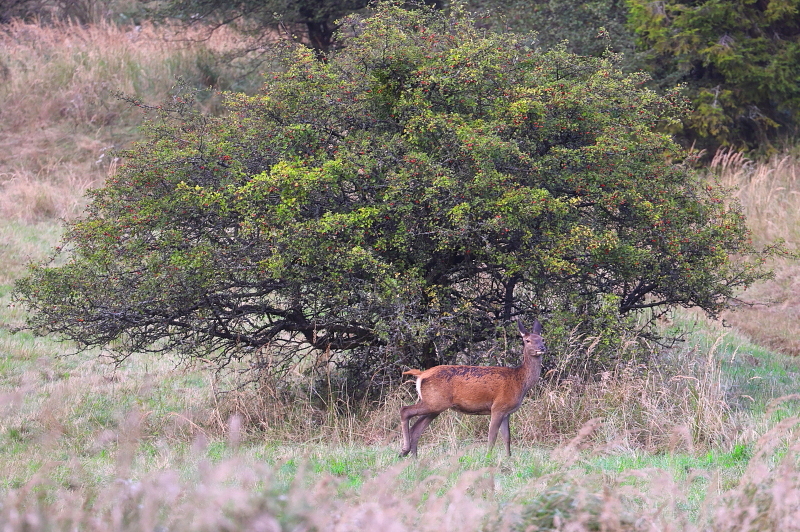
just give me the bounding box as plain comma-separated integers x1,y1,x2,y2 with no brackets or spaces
399,319,546,457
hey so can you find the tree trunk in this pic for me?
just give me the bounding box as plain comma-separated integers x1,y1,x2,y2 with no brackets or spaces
305,20,334,58
420,340,439,369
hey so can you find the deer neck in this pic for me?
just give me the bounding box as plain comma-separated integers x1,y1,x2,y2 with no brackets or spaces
518,351,543,393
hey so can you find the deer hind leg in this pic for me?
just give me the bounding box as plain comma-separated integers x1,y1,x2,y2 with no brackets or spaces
400,403,437,457
407,413,439,457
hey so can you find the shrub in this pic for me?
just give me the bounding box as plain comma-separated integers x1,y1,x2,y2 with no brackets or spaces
14,2,774,394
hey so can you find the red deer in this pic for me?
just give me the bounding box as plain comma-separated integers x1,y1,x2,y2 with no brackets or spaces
399,319,546,457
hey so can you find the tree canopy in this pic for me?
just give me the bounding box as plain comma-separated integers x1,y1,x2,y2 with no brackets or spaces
159,0,439,55
469,0,635,62
159,0,367,54
14,3,773,391
628,0,800,148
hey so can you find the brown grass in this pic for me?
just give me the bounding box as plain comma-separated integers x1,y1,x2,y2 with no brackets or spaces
2,406,800,531
0,307,789,530
712,149,800,355
211,332,743,457
0,20,260,222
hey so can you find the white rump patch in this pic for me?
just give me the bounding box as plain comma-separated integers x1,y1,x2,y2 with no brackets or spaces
415,377,423,401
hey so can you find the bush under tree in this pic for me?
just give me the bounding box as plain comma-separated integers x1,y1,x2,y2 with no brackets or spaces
14,3,774,393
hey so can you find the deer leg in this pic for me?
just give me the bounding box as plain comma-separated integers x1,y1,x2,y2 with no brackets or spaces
400,403,434,457
499,415,511,456
400,404,418,456
407,413,439,457
487,411,506,456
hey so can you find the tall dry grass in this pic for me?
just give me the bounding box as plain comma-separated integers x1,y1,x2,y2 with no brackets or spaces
0,20,261,222
713,148,800,246
210,332,746,458
0,293,789,531
712,149,800,355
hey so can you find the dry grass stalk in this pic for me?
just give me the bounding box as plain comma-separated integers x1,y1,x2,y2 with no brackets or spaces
0,20,258,222
712,147,800,246
710,148,800,355
207,336,739,457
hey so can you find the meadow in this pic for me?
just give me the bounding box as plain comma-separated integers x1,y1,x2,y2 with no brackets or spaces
2,19,800,530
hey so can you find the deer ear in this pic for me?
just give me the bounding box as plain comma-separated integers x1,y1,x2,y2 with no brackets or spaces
517,319,528,335
532,319,542,335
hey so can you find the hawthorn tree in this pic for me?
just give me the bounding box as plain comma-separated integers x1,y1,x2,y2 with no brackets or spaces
15,3,773,391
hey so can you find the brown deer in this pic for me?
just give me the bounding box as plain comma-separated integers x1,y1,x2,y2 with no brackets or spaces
399,319,546,457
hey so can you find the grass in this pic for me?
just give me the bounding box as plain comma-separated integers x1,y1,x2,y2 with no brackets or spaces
3,17,800,531
0,221,63,285
0,19,262,222
2,235,800,529
712,148,800,356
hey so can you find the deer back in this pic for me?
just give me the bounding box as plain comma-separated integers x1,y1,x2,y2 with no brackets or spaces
403,319,546,413
411,365,526,414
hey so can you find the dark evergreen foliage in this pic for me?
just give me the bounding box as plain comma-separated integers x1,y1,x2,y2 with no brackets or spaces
629,0,800,148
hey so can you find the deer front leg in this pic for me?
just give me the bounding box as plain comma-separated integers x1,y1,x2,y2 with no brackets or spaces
487,410,506,456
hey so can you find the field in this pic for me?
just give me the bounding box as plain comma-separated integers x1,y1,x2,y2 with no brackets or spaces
2,20,800,531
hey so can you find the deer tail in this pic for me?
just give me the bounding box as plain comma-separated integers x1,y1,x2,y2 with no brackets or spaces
403,369,423,377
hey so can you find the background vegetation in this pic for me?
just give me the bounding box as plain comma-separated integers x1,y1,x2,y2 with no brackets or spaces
13,5,776,397
1,0,800,530
628,0,800,150
6,0,799,148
